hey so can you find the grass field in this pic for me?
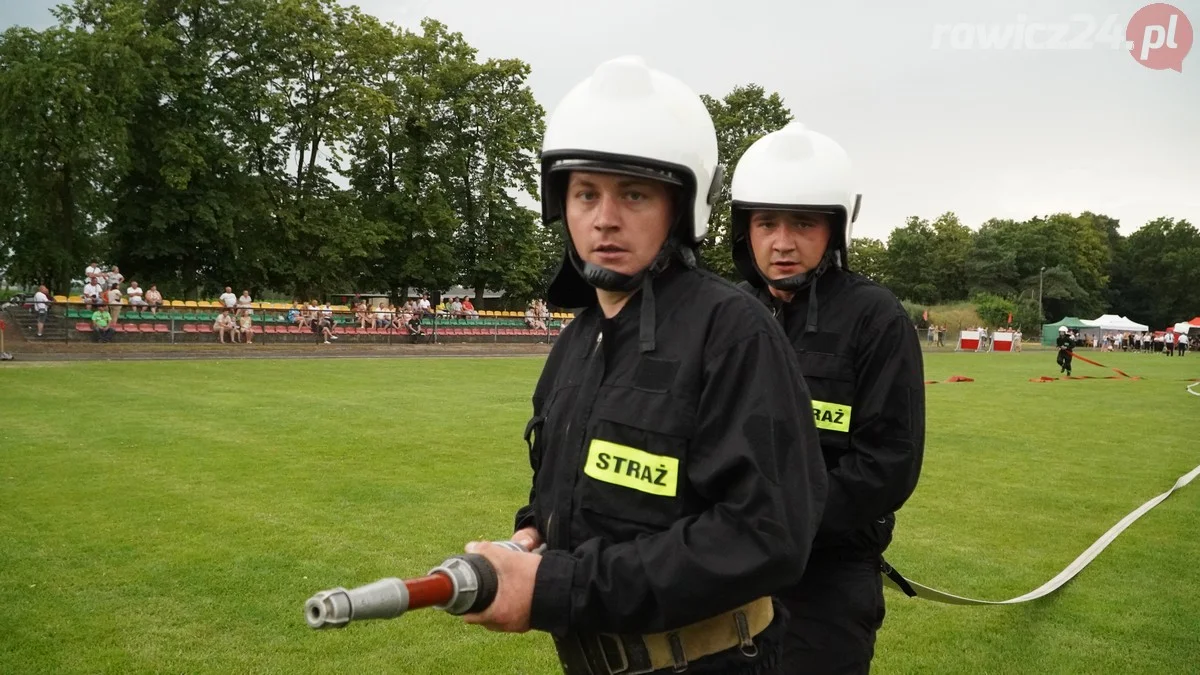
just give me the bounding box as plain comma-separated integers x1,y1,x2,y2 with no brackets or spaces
2,350,1197,674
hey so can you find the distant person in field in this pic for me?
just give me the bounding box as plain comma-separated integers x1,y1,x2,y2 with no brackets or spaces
1178,332,1189,356
1056,325,1075,376
1166,331,1176,356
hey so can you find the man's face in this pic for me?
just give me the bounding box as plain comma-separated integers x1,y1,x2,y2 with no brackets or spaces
747,210,832,280
564,172,674,278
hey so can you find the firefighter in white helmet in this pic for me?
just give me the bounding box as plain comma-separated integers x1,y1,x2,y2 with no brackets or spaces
459,57,828,674
729,122,925,674
1056,325,1075,375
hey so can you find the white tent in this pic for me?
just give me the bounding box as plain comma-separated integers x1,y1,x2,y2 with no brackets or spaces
1081,314,1149,332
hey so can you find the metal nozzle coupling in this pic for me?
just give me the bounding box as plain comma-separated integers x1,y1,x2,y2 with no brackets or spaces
305,577,410,629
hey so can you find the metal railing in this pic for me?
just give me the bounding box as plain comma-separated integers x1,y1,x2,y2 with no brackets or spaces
36,301,568,347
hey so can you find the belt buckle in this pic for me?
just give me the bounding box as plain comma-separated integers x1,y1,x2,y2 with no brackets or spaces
594,633,655,675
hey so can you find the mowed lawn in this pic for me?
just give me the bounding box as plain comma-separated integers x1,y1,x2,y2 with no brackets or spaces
1,349,1197,674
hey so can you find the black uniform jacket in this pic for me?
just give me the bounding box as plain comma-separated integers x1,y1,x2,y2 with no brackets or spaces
1056,334,1075,351
741,268,924,559
515,263,828,638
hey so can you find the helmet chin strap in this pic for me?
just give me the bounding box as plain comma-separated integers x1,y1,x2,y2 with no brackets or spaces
752,243,838,335
756,249,835,293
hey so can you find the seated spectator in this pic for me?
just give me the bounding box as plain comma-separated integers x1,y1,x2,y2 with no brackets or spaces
106,284,123,323
374,304,392,329
127,281,146,307
355,300,371,329
312,312,338,344
525,301,546,331
214,310,236,344
237,290,253,314
91,303,115,343
406,312,424,336
144,284,163,314
288,304,308,328
389,304,406,330
461,297,478,319
219,286,237,309
417,294,432,316
237,310,254,344
82,277,103,309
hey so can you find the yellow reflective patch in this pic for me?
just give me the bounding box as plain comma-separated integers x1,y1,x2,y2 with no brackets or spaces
583,440,679,497
812,400,852,432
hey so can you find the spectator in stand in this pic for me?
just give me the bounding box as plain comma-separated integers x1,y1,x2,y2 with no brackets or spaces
524,301,546,331
238,309,254,344
354,300,370,329
214,310,236,343
127,281,146,309
450,297,464,317
461,296,477,319
85,260,104,280
144,284,163,314
106,266,125,290
219,286,237,309
83,276,103,309
91,303,115,343
312,310,338,344
237,289,253,314
33,284,50,337
417,294,432,316
290,303,309,328
105,284,123,324
406,311,424,337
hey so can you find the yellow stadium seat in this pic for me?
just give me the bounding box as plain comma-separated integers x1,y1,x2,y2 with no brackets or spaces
54,295,68,303
170,300,185,307
184,300,198,308
198,300,216,308
68,295,82,303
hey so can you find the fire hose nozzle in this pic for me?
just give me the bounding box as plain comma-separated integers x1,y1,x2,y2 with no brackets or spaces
304,540,538,629
305,577,409,629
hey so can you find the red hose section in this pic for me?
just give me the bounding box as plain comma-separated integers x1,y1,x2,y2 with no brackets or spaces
404,574,456,610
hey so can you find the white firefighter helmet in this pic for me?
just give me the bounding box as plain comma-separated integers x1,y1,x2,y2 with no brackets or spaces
540,55,722,308
1059,325,1069,333
729,121,861,290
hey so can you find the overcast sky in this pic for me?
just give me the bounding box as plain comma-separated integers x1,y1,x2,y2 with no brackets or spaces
5,0,1197,241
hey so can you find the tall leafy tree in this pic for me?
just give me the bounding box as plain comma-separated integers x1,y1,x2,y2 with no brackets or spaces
0,7,140,292
847,237,888,285
699,85,792,280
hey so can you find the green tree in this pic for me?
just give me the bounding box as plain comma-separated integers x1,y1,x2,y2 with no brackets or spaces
347,19,468,301
698,85,793,280
438,51,546,302
928,211,972,302
885,217,939,303
847,237,888,284
0,11,139,293
966,218,1021,297
1110,217,1200,328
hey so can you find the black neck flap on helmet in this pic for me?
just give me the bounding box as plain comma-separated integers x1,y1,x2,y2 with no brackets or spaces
542,151,721,353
